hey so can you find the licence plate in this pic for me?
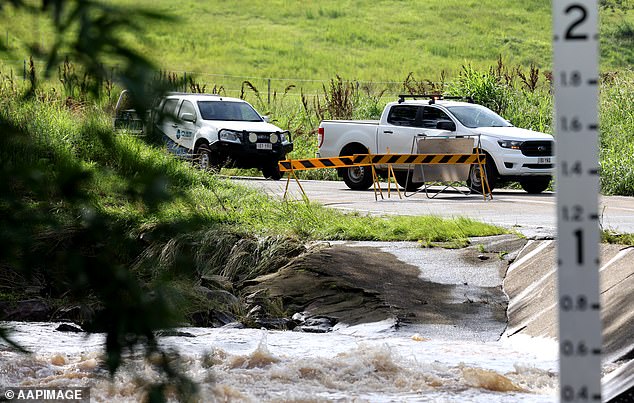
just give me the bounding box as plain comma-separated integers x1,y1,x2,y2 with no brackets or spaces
538,157,552,164
256,143,272,150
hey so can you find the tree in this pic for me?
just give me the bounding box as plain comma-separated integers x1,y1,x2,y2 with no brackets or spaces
0,2,196,401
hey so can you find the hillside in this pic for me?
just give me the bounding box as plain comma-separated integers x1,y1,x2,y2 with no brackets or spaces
1,0,632,93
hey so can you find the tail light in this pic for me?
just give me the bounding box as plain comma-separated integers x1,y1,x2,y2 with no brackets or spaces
318,127,324,148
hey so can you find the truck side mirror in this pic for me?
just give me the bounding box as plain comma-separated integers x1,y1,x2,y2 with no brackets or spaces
261,115,270,123
436,120,456,131
180,112,196,123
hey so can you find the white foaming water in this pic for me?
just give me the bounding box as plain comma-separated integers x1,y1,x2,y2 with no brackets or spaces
0,321,559,402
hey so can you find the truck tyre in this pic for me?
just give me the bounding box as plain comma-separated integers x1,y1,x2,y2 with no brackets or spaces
195,143,215,171
343,166,373,190
394,171,424,191
467,159,496,193
262,160,283,180
519,176,551,194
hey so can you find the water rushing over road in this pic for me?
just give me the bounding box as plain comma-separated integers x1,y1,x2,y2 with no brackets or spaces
3,236,630,401
1,321,559,402
0,239,562,401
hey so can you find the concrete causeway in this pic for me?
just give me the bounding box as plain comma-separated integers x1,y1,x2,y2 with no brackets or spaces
503,240,633,401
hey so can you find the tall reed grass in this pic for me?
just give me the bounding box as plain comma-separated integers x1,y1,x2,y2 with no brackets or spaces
5,55,634,195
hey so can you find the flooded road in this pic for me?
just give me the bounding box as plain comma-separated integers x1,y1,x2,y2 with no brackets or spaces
1,321,558,402
2,237,631,401
0,238,563,402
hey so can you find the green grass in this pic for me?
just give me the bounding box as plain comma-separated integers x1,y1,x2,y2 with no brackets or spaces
3,1,634,193
602,230,634,246
2,2,633,231
2,0,633,93
0,89,504,244
599,73,634,195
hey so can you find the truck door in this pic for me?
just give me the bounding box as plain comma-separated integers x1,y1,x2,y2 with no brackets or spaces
377,105,426,154
175,100,198,152
420,106,456,137
157,98,183,155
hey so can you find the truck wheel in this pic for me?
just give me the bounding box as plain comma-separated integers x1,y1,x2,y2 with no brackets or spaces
519,176,551,194
467,160,496,193
394,171,424,191
195,144,216,171
343,166,373,190
262,161,282,180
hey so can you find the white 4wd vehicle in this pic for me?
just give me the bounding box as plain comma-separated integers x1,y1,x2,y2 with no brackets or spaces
148,93,293,179
318,95,554,193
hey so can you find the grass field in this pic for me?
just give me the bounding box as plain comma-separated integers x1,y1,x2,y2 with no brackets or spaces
2,0,633,95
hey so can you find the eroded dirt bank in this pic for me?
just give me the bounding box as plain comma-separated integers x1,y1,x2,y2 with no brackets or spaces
244,235,527,339
244,235,632,400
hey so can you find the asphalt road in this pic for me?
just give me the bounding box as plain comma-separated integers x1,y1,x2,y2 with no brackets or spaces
233,177,634,237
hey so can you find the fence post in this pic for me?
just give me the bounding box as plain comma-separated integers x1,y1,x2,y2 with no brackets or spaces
183,71,187,92
268,78,271,106
23,59,26,81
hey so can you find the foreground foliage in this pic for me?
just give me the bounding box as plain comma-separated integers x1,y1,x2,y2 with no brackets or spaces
0,78,505,399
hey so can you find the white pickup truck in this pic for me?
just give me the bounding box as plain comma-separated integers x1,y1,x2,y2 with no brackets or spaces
317,95,554,193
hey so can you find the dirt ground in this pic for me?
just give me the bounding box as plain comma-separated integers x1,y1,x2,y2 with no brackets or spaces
243,240,513,334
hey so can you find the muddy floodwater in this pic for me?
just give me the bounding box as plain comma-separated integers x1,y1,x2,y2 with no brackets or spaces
1,321,558,402
2,238,631,401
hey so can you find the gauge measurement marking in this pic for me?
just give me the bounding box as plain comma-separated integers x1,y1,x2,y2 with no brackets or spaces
552,34,600,41
564,4,588,40
553,0,602,402
573,229,584,264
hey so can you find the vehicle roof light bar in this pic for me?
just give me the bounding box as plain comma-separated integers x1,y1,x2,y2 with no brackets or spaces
397,94,474,104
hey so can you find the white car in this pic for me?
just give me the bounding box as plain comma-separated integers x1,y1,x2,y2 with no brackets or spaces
318,95,554,193
148,93,293,179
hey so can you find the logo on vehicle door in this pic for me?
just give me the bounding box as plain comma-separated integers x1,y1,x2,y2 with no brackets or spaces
176,129,192,139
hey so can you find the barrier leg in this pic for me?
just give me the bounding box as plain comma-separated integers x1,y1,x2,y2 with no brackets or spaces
283,170,292,199
386,165,402,199
283,168,309,202
293,170,309,202
475,151,492,201
371,164,384,201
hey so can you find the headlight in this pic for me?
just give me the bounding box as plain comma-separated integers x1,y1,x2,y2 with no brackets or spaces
270,133,279,143
498,140,523,150
280,131,291,143
248,132,258,143
219,130,242,143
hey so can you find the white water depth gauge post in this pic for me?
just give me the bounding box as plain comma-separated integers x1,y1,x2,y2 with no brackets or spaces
552,1,602,402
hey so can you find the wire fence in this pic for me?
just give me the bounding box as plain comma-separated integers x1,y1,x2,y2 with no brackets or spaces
0,57,442,101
